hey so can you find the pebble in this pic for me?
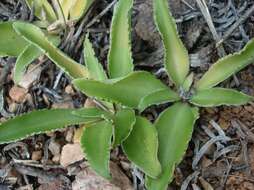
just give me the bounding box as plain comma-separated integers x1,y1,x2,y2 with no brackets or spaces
31,150,42,161
60,143,84,167
9,86,27,103
48,140,61,156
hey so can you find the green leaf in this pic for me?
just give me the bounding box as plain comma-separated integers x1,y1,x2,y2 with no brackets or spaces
113,108,135,147
146,103,198,190
73,71,168,108
182,72,194,92
122,116,161,178
72,107,113,120
153,0,189,87
138,89,180,112
108,0,133,78
196,38,254,90
81,120,113,179
56,0,94,21
25,0,57,22
14,44,43,84
14,35,60,84
13,22,89,79
69,0,94,20
84,35,107,80
0,108,102,144
0,22,29,57
190,88,253,107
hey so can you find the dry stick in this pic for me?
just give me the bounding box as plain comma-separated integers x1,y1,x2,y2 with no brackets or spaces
195,0,226,57
195,0,239,85
85,0,117,29
217,4,254,47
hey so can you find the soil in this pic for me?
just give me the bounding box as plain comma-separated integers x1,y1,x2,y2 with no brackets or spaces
1,0,254,189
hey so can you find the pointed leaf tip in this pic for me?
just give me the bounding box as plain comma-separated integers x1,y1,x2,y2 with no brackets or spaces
81,120,113,179
108,0,134,78
122,116,161,178
146,103,198,190
196,38,254,90
153,0,189,87
190,88,253,107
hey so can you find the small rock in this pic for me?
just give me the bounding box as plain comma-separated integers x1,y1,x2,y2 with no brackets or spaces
18,65,42,89
52,101,74,109
84,98,96,108
52,155,61,163
38,179,71,190
65,128,74,143
8,102,18,113
49,140,61,156
72,162,133,190
31,150,42,161
65,85,75,95
9,86,27,103
60,143,84,167
17,185,33,190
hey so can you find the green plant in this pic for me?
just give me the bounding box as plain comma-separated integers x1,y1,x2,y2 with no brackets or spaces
0,0,94,85
0,0,163,180
1,0,254,189
66,0,254,189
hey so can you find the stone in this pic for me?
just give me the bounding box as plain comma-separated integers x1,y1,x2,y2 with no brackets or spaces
72,162,133,190
48,140,61,156
31,150,42,161
9,86,27,103
60,143,84,167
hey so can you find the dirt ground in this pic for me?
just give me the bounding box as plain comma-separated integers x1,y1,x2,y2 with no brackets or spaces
1,0,254,189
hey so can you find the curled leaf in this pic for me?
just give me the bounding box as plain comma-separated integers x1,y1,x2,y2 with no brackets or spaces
146,103,198,190
122,116,161,178
14,44,42,84
0,22,29,57
73,71,168,108
108,0,133,78
81,120,113,179
190,88,253,107
153,0,189,87
196,38,254,90
0,108,102,144
113,108,136,147
138,89,180,112
13,22,89,79
14,35,60,84
25,0,57,22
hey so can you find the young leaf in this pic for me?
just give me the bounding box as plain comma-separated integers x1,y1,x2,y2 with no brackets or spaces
108,0,133,78
14,44,43,84
138,89,180,112
190,88,253,107
153,0,189,87
73,71,168,108
113,108,136,147
14,35,60,84
0,22,29,57
25,0,57,22
84,35,107,80
69,0,94,20
0,108,102,144
122,116,161,178
13,22,89,79
81,120,113,179
146,103,199,190
196,39,254,90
